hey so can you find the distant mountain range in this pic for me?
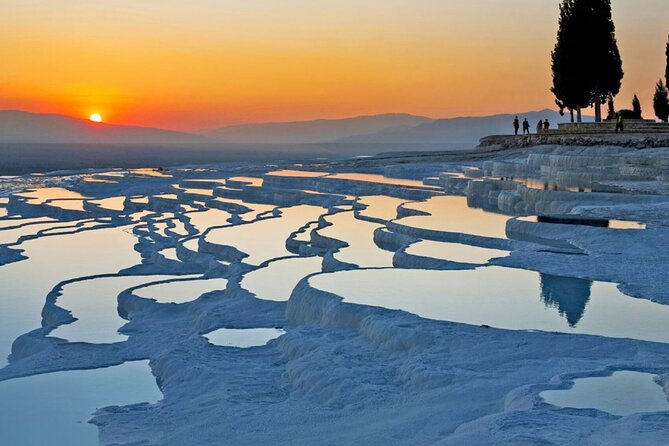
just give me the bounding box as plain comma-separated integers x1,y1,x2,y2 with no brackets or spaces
0,110,210,144
335,110,586,145
207,113,433,144
0,109,588,147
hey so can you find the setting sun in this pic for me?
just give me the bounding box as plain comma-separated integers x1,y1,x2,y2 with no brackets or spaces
89,113,102,123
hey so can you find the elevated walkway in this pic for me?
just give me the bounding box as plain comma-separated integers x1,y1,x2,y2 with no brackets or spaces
480,120,669,148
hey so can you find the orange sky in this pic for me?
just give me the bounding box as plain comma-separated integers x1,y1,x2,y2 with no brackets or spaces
1,0,668,131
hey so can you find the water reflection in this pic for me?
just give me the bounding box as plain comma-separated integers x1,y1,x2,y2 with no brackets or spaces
15,187,87,205
266,170,328,178
318,212,394,267
540,274,591,327
51,275,179,344
397,196,510,239
0,226,141,366
241,256,322,301
309,267,669,344
519,216,646,230
329,173,429,188
357,196,409,221
406,240,509,265
205,205,325,265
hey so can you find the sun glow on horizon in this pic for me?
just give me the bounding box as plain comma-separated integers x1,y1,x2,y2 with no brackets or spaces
1,1,667,131
89,113,102,123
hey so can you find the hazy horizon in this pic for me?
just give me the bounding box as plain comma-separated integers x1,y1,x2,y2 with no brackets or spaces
2,0,667,131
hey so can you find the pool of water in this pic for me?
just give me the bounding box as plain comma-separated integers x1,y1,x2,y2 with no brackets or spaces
131,196,149,205
357,196,410,221
46,199,86,212
396,196,511,239
183,237,200,253
318,212,394,267
133,278,228,304
130,168,172,178
541,371,669,416
15,187,88,205
241,256,323,301
40,220,102,236
0,219,85,245
405,240,509,264
91,196,126,211
0,226,141,366
293,221,318,242
186,209,232,234
0,216,55,229
204,328,285,348
205,205,325,265
309,267,669,344
50,275,178,344
227,176,264,187
266,169,328,178
159,248,179,261
0,360,162,446
177,187,215,196
329,173,430,188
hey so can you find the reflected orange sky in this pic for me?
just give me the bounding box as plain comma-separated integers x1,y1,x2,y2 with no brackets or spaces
1,0,668,131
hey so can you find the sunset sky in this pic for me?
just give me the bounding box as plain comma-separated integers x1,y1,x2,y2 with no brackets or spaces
1,0,668,131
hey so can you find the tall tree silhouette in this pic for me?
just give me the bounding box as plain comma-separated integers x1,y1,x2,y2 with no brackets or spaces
632,94,642,119
552,0,623,123
665,34,669,87
552,0,590,122
654,80,669,122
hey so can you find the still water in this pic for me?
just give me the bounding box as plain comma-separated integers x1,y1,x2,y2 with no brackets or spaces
0,226,141,366
541,371,669,416
0,360,161,446
204,328,285,348
310,267,669,344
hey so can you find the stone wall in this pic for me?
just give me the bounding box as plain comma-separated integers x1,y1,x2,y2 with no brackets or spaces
479,133,669,149
548,120,669,135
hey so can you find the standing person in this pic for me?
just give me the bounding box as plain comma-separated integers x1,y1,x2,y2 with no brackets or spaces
615,113,624,132
513,116,520,135
543,119,550,130
536,120,543,133
522,118,530,135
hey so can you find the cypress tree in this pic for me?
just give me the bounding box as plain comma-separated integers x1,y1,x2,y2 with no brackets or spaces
665,34,669,87
551,0,591,122
551,0,622,123
579,0,623,122
654,80,669,123
632,94,642,119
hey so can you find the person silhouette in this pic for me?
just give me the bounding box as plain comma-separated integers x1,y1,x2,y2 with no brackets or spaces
615,113,624,132
536,120,543,133
513,116,520,135
543,119,550,130
522,118,530,135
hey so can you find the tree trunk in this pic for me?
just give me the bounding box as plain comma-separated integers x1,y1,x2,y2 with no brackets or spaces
577,106,582,123
594,83,602,122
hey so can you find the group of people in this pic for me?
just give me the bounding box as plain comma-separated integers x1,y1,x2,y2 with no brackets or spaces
513,116,551,135
513,114,625,134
